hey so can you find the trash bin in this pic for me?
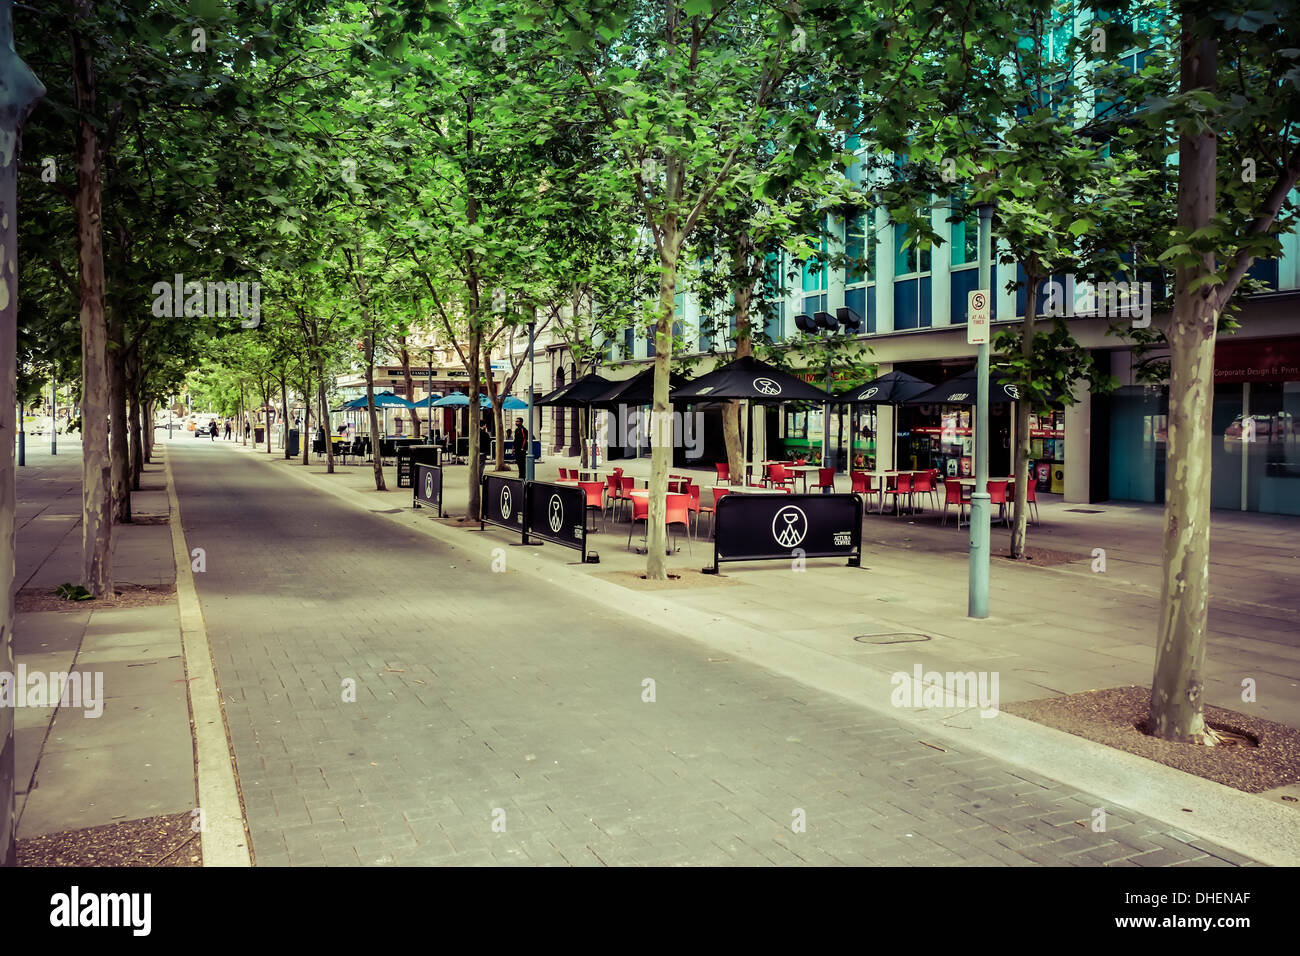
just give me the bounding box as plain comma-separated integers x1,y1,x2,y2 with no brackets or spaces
254,426,265,444
288,428,300,458
531,440,542,463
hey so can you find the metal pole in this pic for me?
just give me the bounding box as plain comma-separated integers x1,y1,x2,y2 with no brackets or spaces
525,318,536,481
17,400,23,467
824,348,833,471
969,202,994,619
49,374,56,454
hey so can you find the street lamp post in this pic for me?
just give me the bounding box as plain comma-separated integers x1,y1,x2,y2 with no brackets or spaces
795,307,862,474
969,201,995,619
50,374,56,455
525,317,536,482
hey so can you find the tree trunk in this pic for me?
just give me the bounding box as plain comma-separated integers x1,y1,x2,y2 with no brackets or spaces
483,351,507,472
400,344,419,439
364,339,385,491
317,369,334,474
143,399,154,462
264,398,272,455
1149,15,1219,744
107,306,130,522
301,367,312,465
279,374,289,460
723,269,756,482
72,6,112,597
466,331,483,519
644,234,680,579
1009,271,1039,559
128,370,143,491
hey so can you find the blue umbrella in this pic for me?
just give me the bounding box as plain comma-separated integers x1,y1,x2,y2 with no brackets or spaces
406,394,444,409
432,392,507,409
501,396,528,410
340,391,415,409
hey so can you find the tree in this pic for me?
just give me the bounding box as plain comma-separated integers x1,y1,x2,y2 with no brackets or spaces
1146,2,1300,743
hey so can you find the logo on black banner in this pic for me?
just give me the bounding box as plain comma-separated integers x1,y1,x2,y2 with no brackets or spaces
754,377,782,396
772,506,808,548
423,472,434,499
500,486,513,519
548,494,564,533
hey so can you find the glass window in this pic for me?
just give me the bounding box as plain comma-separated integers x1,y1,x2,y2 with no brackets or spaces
894,224,931,276
847,213,872,283
951,207,980,268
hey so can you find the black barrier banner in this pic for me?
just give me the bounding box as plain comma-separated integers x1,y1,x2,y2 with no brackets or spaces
413,463,443,516
481,474,526,540
525,480,588,555
398,445,441,488
709,492,862,571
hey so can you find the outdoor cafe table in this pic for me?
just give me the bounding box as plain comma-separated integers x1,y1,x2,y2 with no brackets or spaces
713,484,789,495
784,464,822,492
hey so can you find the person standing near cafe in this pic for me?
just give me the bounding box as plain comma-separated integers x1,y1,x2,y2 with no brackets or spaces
512,417,528,480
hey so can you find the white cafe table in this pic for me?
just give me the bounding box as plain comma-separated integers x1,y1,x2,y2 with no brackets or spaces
714,484,790,495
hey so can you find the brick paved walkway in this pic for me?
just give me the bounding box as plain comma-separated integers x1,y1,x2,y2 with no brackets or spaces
171,441,1257,866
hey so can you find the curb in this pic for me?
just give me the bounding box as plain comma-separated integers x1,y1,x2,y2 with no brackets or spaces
225,444,1297,866
163,447,252,867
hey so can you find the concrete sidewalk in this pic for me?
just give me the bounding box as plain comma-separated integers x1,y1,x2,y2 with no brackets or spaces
208,439,1294,868
12,440,195,840
235,440,1300,731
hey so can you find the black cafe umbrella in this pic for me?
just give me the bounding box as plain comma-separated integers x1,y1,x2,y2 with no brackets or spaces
591,366,691,408
671,356,833,468
837,371,934,469
905,368,1020,406
536,373,613,463
837,370,934,405
669,355,832,403
536,372,612,407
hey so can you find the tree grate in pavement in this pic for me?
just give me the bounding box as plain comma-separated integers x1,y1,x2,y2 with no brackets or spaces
854,633,932,644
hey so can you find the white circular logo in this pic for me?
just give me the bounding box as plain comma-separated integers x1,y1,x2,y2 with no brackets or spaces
500,486,512,518
548,494,564,533
772,506,808,548
1003,384,1020,399
423,472,433,499
754,378,782,396
863,386,879,399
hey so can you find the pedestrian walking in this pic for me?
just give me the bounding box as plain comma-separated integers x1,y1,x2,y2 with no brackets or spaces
224,420,232,440
513,417,528,480
208,419,218,441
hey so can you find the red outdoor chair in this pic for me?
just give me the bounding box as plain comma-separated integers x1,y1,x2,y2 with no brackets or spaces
714,462,730,484
767,463,796,491
883,473,913,515
911,471,937,512
603,474,620,522
626,494,649,551
665,493,692,554
613,476,636,522
986,480,1010,527
578,481,606,532
941,480,967,528
851,471,880,511
811,467,836,494
1025,481,1040,524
